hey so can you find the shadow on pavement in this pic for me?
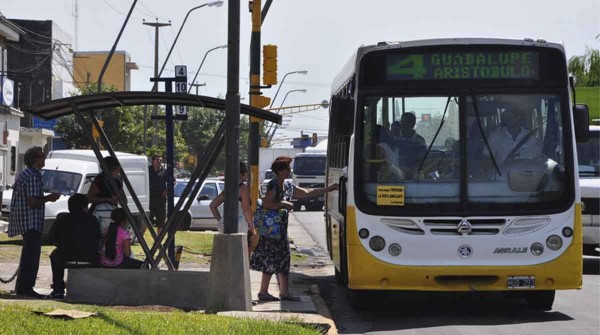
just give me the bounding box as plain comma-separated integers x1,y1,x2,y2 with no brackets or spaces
583,256,600,275
298,273,576,334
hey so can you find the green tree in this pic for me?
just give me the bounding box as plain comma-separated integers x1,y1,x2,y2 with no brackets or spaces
55,82,187,160
568,47,600,86
179,106,252,173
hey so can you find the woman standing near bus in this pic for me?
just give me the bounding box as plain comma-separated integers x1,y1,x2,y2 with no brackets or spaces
251,156,337,301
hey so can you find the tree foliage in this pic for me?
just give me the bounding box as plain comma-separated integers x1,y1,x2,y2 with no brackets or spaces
568,48,600,87
179,106,251,173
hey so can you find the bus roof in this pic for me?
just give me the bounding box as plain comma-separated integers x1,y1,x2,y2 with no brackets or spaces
331,37,566,93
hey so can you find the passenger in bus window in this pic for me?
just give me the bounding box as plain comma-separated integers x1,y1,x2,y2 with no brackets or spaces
485,108,542,166
391,112,427,179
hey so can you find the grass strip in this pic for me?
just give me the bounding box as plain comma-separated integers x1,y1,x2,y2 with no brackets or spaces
0,302,320,335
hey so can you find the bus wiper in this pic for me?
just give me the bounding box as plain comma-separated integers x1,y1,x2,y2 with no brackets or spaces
417,96,452,175
470,93,502,176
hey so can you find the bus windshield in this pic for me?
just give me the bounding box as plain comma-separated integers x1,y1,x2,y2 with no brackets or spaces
357,93,571,214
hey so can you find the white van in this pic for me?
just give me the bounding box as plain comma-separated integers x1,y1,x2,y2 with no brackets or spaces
292,151,327,211
1,150,149,239
577,126,600,255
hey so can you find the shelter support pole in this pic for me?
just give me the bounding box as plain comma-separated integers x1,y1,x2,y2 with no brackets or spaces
69,100,159,269
152,123,225,265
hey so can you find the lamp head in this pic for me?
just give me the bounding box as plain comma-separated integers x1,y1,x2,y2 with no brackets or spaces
299,89,307,93
207,1,223,7
298,70,308,75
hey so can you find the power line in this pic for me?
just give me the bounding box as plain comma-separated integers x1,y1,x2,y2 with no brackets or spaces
100,0,144,20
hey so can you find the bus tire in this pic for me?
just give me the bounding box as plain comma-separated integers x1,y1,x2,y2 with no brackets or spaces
293,203,302,211
348,289,370,309
525,290,555,311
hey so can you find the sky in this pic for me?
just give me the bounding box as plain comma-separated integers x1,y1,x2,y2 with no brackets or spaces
2,0,599,146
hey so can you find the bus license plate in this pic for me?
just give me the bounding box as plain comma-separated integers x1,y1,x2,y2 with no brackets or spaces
507,276,535,289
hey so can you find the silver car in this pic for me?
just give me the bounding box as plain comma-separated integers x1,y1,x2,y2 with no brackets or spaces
174,178,224,230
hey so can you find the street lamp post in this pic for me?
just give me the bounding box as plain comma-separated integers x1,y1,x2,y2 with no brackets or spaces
268,70,307,109
157,1,223,79
143,0,223,155
187,44,227,93
266,89,307,143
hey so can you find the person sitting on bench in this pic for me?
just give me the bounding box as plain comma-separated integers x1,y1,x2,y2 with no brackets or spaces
100,208,144,269
49,194,101,299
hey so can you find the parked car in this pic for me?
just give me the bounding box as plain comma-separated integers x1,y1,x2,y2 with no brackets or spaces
174,178,224,231
577,125,600,255
260,169,276,197
259,169,293,199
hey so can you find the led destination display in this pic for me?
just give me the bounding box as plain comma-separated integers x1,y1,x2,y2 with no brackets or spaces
386,51,539,81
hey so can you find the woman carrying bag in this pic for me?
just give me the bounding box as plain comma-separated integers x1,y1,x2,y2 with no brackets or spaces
251,156,337,301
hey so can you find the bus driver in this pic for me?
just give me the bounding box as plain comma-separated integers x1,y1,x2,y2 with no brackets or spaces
485,108,542,166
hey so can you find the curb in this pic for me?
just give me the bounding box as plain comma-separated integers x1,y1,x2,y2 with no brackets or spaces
308,284,338,335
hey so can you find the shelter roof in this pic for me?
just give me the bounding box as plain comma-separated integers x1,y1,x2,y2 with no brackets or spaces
24,91,281,123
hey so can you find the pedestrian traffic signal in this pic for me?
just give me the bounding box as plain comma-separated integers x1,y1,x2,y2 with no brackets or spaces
263,45,278,85
92,120,104,141
255,95,271,109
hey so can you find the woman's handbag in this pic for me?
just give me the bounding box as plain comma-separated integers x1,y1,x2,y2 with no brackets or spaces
253,202,287,239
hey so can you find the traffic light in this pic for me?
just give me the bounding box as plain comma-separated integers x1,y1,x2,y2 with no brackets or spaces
312,132,318,145
255,95,271,109
263,45,278,85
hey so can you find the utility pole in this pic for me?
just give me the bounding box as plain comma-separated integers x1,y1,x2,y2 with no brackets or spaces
143,20,171,148
189,82,206,95
248,0,274,211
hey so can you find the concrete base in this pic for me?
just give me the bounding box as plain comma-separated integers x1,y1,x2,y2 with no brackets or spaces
66,268,210,310
206,233,252,312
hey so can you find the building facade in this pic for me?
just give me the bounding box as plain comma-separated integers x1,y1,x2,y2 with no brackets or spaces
0,17,25,188
74,51,138,91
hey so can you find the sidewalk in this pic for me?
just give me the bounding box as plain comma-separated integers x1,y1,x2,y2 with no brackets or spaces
0,213,337,333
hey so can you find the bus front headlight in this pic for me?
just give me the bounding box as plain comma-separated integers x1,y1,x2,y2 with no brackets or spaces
546,235,563,251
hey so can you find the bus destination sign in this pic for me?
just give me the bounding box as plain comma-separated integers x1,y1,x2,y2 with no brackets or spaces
386,51,539,81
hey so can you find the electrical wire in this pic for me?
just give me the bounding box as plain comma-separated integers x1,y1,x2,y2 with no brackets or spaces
100,0,144,20
8,44,52,55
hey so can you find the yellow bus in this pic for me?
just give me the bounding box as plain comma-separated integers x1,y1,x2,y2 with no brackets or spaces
325,38,590,310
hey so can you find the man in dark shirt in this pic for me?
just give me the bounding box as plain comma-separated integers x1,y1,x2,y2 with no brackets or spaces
49,194,100,299
149,155,167,234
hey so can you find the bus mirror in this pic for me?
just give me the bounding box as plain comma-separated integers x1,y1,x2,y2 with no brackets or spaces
574,104,589,143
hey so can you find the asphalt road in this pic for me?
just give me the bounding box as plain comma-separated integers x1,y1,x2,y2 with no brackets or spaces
293,211,600,335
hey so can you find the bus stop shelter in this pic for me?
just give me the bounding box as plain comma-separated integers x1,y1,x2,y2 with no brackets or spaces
25,91,281,270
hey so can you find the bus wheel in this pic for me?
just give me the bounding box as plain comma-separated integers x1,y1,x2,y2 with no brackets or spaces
525,290,555,311
293,203,302,211
348,289,370,309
